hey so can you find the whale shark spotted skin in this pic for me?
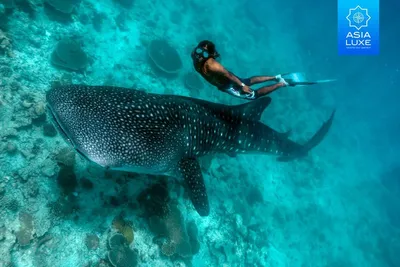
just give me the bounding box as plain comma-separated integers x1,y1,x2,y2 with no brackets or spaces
46,85,335,216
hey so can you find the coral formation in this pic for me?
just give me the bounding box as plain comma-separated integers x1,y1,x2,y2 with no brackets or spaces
44,0,80,14
43,122,57,137
15,211,34,247
107,233,138,267
108,233,128,250
50,73,73,89
136,180,200,258
112,214,134,245
136,178,170,218
85,233,99,250
108,246,138,267
80,177,94,190
0,29,12,56
57,165,78,195
54,147,76,167
5,198,20,212
246,186,264,205
147,39,182,75
161,242,176,257
148,204,198,258
48,196,78,218
51,38,88,71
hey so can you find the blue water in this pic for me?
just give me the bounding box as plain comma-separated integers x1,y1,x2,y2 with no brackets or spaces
0,0,399,266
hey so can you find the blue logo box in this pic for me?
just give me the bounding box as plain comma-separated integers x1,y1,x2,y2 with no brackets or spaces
338,0,380,55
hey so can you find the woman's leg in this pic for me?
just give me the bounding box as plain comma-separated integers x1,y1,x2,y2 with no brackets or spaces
254,82,287,99
245,75,278,86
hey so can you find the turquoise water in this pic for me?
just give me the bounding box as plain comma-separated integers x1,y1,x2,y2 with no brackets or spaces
0,0,399,266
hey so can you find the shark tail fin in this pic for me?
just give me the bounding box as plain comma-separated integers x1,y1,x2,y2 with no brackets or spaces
277,110,335,162
233,96,272,121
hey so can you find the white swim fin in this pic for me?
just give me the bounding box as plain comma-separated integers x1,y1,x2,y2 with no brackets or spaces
279,72,336,86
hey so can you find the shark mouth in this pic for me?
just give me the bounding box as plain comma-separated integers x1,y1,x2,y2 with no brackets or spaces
46,104,91,162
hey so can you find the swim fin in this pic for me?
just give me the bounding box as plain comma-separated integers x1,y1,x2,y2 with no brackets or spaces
280,72,336,87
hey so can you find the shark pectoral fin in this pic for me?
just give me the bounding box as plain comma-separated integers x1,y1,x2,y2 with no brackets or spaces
178,158,210,217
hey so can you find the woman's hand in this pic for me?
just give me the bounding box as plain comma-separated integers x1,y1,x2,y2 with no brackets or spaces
242,85,253,94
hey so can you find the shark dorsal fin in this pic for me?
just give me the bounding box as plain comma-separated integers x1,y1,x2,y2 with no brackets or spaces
178,96,271,122
232,97,272,121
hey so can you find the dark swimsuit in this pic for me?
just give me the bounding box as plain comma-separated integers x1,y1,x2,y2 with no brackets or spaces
191,51,256,100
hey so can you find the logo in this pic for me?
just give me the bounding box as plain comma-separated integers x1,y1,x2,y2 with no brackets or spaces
346,6,371,30
338,0,379,55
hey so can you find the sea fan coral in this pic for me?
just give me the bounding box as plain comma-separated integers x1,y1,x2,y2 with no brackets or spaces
107,233,138,267
107,246,138,267
108,233,128,250
51,38,88,71
112,215,134,245
147,39,182,75
161,242,176,257
44,0,80,14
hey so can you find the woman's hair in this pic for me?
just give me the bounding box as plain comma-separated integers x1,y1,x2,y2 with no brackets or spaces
197,40,216,54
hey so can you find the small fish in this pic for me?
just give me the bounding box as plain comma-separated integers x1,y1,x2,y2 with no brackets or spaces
46,85,335,216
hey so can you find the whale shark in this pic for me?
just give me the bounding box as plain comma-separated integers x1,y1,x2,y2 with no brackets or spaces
46,85,335,216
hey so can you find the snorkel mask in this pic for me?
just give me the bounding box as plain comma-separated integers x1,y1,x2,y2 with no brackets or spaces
194,45,220,60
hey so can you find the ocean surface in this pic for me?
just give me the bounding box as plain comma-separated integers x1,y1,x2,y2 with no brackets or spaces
0,0,399,266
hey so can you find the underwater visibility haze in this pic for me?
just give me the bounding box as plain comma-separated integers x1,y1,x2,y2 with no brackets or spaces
0,0,399,267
